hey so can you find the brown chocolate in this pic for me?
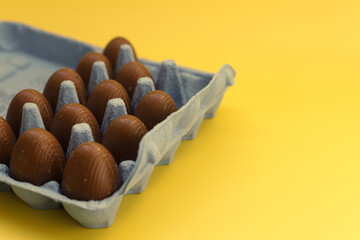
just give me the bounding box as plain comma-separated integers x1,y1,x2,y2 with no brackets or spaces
103,37,138,70
76,52,114,88
6,89,53,138
115,61,155,99
43,68,87,111
62,142,121,201
51,103,100,151
10,128,65,186
102,115,148,164
86,80,131,124
134,90,177,130
0,117,15,166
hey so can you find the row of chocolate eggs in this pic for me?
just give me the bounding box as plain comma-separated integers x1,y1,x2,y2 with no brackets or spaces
0,37,177,201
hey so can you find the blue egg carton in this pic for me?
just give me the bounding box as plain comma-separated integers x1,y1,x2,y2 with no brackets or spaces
0,21,235,228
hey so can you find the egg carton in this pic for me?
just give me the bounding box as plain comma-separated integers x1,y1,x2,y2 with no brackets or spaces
0,21,235,228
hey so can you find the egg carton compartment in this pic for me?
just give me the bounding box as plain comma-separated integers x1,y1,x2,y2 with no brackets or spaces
0,21,235,228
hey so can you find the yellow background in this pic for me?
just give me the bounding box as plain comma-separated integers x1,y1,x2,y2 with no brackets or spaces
1,0,360,239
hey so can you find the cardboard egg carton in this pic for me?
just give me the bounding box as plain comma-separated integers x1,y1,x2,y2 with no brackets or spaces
0,21,235,228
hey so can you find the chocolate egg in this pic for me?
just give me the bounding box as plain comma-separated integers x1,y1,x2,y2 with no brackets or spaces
43,68,87,111
6,89,53,138
102,115,148,164
62,142,121,201
103,37,138,69
134,90,177,130
86,80,131,124
51,103,100,152
116,61,155,99
10,128,65,186
0,117,15,166
76,52,114,88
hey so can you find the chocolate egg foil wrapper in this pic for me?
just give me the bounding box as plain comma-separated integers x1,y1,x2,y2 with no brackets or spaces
0,22,235,228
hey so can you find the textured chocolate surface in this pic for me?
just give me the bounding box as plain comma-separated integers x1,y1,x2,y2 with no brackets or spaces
0,117,15,166
86,80,131,124
76,52,113,88
103,37,138,70
43,68,87,110
62,142,121,201
134,90,177,130
10,128,65,186
51,103,100,152
116,61,155,99
102,115,148,164
6,89,53,138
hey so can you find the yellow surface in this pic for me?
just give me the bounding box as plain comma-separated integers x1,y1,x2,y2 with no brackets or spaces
1,0,360,239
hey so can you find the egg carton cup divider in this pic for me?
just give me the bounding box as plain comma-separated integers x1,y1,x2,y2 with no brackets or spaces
0,21,235,228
